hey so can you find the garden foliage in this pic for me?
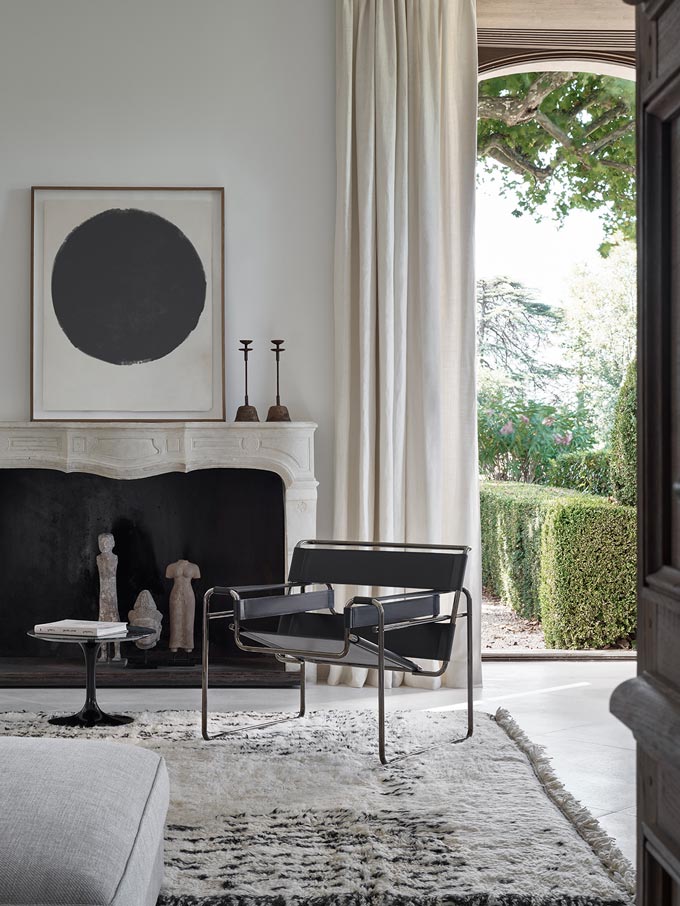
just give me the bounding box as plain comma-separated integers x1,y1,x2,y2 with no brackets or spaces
610,359,637,506
562,244,636,441
477,277,563,390
540,496,637,648
543,449,612,497
478,72,635,247
481,481,636,648
478,384,592,483
480,482,575,620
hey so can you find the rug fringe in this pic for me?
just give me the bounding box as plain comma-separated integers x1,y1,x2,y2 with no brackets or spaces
493,707,636,901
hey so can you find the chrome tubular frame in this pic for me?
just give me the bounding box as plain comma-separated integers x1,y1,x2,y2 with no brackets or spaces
201,586,309,741
201,585,361,741
368,587,474,765
299,539,470,553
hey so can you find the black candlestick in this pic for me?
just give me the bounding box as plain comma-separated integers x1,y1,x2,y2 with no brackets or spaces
266,339,291,422
235,340,260,422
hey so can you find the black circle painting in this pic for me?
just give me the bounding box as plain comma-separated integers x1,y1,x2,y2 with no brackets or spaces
51,208,207,366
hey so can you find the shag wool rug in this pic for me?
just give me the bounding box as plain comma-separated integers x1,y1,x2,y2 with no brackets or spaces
0,708,634,906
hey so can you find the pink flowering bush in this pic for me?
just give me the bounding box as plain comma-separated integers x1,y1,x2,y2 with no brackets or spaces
478,387,592,483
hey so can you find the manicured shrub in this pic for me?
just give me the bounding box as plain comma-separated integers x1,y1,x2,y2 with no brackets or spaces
540,496,636,648
610,359,637,506
480,482,575,620
481,481,637,646
544,449,612,497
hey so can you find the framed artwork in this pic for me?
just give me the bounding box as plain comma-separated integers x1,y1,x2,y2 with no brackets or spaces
31,186,225,421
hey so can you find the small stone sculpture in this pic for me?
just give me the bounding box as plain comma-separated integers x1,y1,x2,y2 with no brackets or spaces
166,560,201,653
128,590,163,649
97,532,122,662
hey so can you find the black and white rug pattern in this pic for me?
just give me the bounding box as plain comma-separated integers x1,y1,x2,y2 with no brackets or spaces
0,708,634,906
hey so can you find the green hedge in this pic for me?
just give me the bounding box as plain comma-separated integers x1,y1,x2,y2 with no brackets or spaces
543,449,612,497
610,359,637,506
540,496,636,648
480,482,575,620
481,481,636,647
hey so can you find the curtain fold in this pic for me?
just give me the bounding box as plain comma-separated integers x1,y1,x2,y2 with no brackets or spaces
331,0,482,689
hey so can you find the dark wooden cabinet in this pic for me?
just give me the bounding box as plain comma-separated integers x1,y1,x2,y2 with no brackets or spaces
610,2,680,902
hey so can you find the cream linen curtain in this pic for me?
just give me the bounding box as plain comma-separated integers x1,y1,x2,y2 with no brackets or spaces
330,0,481,689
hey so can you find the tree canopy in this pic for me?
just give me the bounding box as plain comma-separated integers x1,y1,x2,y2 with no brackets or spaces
478,72,635,252
477,276,563,391
477,243,637,444
561,241,636,439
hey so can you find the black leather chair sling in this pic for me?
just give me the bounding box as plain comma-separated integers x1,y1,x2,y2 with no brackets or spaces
201,539,473,764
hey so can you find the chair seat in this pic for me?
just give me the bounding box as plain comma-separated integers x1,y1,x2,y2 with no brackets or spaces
241,625,419,670
242,610,451,671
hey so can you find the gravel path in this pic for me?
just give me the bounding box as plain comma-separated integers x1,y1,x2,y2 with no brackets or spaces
481,590,546,650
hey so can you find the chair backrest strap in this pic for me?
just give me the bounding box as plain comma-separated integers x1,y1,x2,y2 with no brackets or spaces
288,540,469,592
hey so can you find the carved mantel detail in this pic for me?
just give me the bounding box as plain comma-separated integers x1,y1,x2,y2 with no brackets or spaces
0,421,318,565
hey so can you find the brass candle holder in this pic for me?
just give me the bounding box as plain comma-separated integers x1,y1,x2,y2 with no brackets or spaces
266,339,291,422
234,340,260,422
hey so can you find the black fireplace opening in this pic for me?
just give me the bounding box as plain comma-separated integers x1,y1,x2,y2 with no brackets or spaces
0,467,288,685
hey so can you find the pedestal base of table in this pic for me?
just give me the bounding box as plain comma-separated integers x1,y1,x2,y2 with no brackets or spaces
48,709,134,728
49,638,133,728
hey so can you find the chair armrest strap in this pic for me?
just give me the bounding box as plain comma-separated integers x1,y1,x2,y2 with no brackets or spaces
237,588,335,621
369,590,440,605
212,582,303,598
344,592,440,629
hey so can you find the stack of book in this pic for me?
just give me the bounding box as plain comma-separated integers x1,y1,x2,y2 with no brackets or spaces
33,619,128,638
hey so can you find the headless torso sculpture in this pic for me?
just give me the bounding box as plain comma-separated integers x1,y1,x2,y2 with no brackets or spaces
97,533,122,662
166,560,200,653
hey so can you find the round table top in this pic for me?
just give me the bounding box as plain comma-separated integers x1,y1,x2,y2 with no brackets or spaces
28,626,156,644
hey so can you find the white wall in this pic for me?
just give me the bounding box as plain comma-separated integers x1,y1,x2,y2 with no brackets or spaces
0,0,336,534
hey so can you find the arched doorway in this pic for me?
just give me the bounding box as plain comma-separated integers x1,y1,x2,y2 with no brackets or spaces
476,56,637,652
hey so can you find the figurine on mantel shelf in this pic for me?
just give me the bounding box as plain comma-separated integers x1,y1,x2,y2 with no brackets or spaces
128,590,163,649
166,559,201,653
234,339,259,422
266,339,291,422
97,532,122,662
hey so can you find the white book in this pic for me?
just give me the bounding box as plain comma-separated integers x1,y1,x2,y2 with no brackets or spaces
33,619,128,637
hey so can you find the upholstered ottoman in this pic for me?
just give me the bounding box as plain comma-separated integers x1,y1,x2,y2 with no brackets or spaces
0,736,169,906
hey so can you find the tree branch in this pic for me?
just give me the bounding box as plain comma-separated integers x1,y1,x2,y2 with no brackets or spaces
524,110,634,177
584,120,635,155
522,72,574,116
478,72,574,126
533,111,573,149
479,138,553,181
477,95,520,123
597,159,636,175
478,76,633,175
582,103,627,139
476,72,635,241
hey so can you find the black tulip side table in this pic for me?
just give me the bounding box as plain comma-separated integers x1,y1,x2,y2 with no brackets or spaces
28,627,156,727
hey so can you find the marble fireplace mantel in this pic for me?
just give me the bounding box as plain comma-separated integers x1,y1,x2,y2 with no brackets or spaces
0,421,318,565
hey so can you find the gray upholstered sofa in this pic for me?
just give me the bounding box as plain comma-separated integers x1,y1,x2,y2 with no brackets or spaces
0,736,169,906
